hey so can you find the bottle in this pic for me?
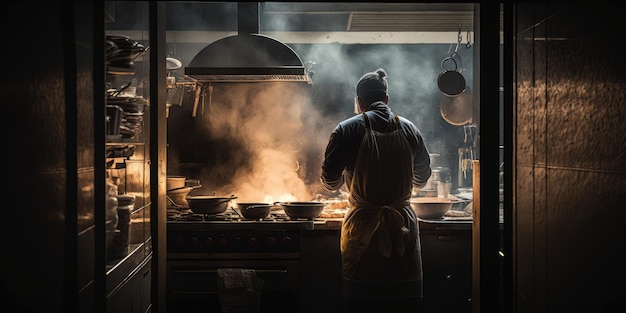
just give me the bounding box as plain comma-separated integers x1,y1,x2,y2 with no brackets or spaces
115,194,135,256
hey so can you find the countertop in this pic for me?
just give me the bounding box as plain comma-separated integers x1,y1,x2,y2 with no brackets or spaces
311,215,473,231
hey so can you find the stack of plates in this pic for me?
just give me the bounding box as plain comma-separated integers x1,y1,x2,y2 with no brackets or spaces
107,96,147,141
106,35,146,74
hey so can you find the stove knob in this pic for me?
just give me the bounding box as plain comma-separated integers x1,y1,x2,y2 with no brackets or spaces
266,236,277,246
282,236,292,246
218,237,228,247
175,236,185,247
190,237,199,246
204,237,214,247
248,237,258,246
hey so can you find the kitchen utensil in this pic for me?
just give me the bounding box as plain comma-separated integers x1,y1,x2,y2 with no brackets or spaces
410,197,456,219
106,105,124,135
187,195,237,215
166,176,201,191
166,57,182,70
437,54,466,97
230,206,244,219
167,185,202,208
167,178,202,207
277,202,325,220
166,176,186,190
167,183,202,193
439,86,472,125
237,202,272,220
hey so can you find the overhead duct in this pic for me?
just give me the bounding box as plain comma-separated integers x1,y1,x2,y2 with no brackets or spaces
184,2,311,84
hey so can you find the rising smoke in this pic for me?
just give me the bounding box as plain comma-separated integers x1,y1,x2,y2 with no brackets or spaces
166,2,475,198
177,82,331,203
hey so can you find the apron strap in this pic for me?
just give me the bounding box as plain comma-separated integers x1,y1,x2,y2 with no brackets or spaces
362,112,372,130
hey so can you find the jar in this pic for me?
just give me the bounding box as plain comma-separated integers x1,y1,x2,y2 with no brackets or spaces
108,194,134,259
105,184,118,231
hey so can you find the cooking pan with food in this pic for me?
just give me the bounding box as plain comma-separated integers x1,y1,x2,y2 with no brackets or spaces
276,201,325,220
187,195,237,215
237,202,272,220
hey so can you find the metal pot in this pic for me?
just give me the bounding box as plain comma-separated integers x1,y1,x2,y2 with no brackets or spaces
187,195,237,215
237,202,272,220
277,201,325,220
167,176,201,191
437,54,466,97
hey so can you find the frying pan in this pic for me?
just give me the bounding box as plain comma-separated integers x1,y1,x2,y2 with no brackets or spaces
437,53,466,97
439,86,473,126
276,202,325,220
187,195,237,215
236,202,272,220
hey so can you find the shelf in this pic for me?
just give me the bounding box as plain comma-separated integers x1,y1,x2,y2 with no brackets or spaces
103,1,152,305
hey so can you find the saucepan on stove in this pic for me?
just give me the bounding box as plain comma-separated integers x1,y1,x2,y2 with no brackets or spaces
187,195,237,215
167,176,202,208
276,201,325,220
236,202,272,220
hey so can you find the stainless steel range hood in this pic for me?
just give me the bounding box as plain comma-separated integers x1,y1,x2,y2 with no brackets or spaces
185,2,311,84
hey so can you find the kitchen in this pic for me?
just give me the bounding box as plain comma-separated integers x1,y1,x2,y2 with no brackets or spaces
3,2,625,313
161,2,476,312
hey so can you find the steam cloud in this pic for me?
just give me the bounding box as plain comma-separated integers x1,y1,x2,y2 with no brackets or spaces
166,2,476,198
186,82,330,202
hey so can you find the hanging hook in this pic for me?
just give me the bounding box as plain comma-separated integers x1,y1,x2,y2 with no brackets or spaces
448,24,463,58
454,24,462,54
466,31,473,48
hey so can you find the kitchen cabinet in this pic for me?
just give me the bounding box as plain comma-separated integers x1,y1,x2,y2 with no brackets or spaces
299,220,474,313
419,219,473,313
107,256,152,313
300,230,344,313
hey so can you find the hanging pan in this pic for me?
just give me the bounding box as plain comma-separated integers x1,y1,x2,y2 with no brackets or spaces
437,52,466,97
439,86,473,126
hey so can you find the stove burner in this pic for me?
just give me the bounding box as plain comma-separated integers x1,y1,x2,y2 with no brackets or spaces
168,211,237,222
166,207,323,224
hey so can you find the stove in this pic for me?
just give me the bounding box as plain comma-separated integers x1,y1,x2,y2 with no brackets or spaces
166,207,313,312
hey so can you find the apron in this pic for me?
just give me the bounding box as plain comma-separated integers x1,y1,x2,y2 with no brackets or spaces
341,112,422,298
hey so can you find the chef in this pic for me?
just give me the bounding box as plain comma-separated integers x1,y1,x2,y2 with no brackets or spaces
320,68,432,312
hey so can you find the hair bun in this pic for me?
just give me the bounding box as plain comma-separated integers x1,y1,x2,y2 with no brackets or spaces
375,68,387,78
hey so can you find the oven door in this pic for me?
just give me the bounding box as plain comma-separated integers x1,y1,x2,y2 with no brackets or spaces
167,259,299,313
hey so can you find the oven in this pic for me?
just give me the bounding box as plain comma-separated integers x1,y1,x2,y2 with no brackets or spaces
166,210,313,313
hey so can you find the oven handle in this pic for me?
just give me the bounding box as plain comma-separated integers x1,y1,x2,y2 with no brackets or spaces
172,269,288,274
170,290,218,296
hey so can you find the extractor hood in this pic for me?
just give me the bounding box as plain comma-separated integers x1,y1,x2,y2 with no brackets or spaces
184,2,311,84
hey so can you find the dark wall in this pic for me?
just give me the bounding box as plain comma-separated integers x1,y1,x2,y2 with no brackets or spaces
1,1,96,313
514,3,626,312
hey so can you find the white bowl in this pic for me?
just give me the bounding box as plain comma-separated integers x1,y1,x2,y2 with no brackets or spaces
410,197,455,219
